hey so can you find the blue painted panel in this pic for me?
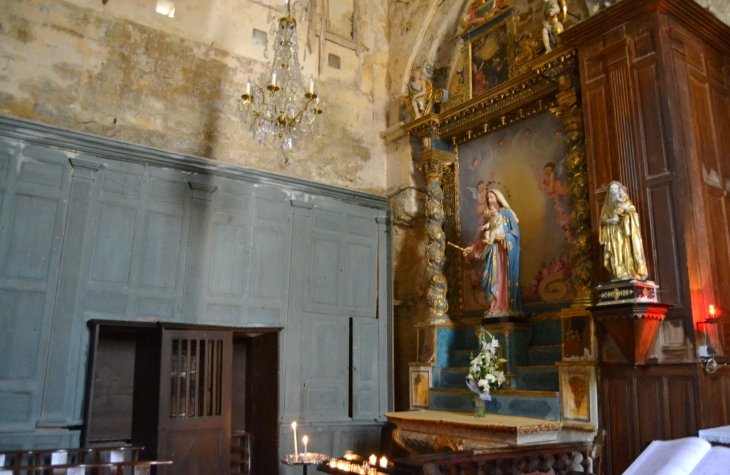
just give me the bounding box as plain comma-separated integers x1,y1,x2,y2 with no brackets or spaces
0,144,10,183
208,223,246,296
344,243,372,310
0,289,45,379
216,191,249,218
352,318,378,420
309,238,340,307
206,304,241,324
303,315,348,420
314,209,340,233
347,215,372,238
0,391,33,423
19,161,64,189
89,204,136,284
250,229,285,299
86,291,128,316
149,177,188,205
256,197,287,222
141,212,183,289
4,195,58,280
102,169,141,198
137,297,175,319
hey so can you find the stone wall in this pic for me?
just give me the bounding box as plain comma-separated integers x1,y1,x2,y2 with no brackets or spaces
0,0,389,194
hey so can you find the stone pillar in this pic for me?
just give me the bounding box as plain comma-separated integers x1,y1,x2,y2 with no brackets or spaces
550,78,593,306
417,139,456,322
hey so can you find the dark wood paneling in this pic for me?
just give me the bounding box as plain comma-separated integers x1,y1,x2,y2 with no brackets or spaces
601,365,701,475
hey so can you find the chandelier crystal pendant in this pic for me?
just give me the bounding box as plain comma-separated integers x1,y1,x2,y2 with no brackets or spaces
241,0,325,151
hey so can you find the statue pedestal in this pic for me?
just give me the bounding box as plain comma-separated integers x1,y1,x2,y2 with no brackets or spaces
478,318,530,389
596,280,658,306
589,302,671,365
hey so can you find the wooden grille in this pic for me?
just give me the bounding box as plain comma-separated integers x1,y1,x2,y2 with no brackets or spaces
169,338,223,418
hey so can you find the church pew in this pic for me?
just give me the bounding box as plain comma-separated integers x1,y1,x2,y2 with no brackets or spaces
0,460,171,474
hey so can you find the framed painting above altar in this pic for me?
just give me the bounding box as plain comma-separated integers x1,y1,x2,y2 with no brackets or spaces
458,111,574,315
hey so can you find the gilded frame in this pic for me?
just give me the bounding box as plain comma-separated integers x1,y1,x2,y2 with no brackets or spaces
403,47,591,320
466,15,517,100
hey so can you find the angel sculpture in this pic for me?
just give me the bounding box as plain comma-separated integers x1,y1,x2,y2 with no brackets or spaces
406,68,434,120
542,0,567,53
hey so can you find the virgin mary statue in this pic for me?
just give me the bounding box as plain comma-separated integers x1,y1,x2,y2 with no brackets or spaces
464,189,523,317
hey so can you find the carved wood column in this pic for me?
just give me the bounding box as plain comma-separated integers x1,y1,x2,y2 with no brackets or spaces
418,139,456,322
550,80,593,306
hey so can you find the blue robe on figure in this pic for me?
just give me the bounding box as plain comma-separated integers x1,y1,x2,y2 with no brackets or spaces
479,207,523,315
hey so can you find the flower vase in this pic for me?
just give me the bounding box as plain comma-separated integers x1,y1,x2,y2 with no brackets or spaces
474,398,486,418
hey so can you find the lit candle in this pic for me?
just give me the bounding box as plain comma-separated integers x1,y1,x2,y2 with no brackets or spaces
379,456,388,468
709,305,716,318
303,435,308,455
329,459,337,468
291,422,298,455
309,75,314,94
368,454,377,466
272,72,277,87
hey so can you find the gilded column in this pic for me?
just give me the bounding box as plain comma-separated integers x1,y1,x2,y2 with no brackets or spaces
551,77,593,305
418,139,456,321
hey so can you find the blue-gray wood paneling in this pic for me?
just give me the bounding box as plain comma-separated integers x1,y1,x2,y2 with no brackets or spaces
0,116,390,463
0,138,72,432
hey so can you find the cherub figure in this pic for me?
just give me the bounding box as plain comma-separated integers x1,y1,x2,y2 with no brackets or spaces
406,68,433,120
542,0,567,53
539,161,567,196
481,204,505,246
466,180,489,217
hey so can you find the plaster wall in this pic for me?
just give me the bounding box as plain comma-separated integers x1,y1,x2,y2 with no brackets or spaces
0,0,389,194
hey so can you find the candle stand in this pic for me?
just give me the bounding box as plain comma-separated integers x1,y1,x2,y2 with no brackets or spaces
282,453,329,475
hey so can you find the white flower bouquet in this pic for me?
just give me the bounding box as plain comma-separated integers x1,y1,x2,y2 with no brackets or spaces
465,331,507,401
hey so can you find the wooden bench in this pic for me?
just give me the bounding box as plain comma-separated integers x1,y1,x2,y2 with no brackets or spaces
0,447,142,468
0,447,171,474
0,460,171,474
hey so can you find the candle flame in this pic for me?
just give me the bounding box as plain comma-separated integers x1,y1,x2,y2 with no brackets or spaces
709,305,716,317
303,435,308,444
291,421,297,429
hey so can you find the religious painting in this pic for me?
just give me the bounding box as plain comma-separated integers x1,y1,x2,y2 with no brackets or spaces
469,19,510,97
560,368,592,422
458,112,573,316
562,315,595,361
409,367,431,409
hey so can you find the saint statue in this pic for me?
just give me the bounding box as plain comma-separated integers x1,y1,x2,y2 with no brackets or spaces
406,68,433,120
464,189,523,317
542,0,567,54
599,181,648,281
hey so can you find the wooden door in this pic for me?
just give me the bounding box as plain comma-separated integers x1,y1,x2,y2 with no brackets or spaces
158,328,232,475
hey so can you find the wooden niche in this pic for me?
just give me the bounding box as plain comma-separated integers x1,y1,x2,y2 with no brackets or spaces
81,320,280,475
563,0,730,473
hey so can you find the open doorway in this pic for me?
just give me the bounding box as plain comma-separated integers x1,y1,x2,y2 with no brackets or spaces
81,321,281,475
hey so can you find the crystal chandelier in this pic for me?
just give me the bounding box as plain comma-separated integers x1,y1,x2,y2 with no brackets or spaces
241,0,325,151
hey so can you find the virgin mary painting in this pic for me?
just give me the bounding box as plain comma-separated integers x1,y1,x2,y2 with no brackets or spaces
463,189,523,317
